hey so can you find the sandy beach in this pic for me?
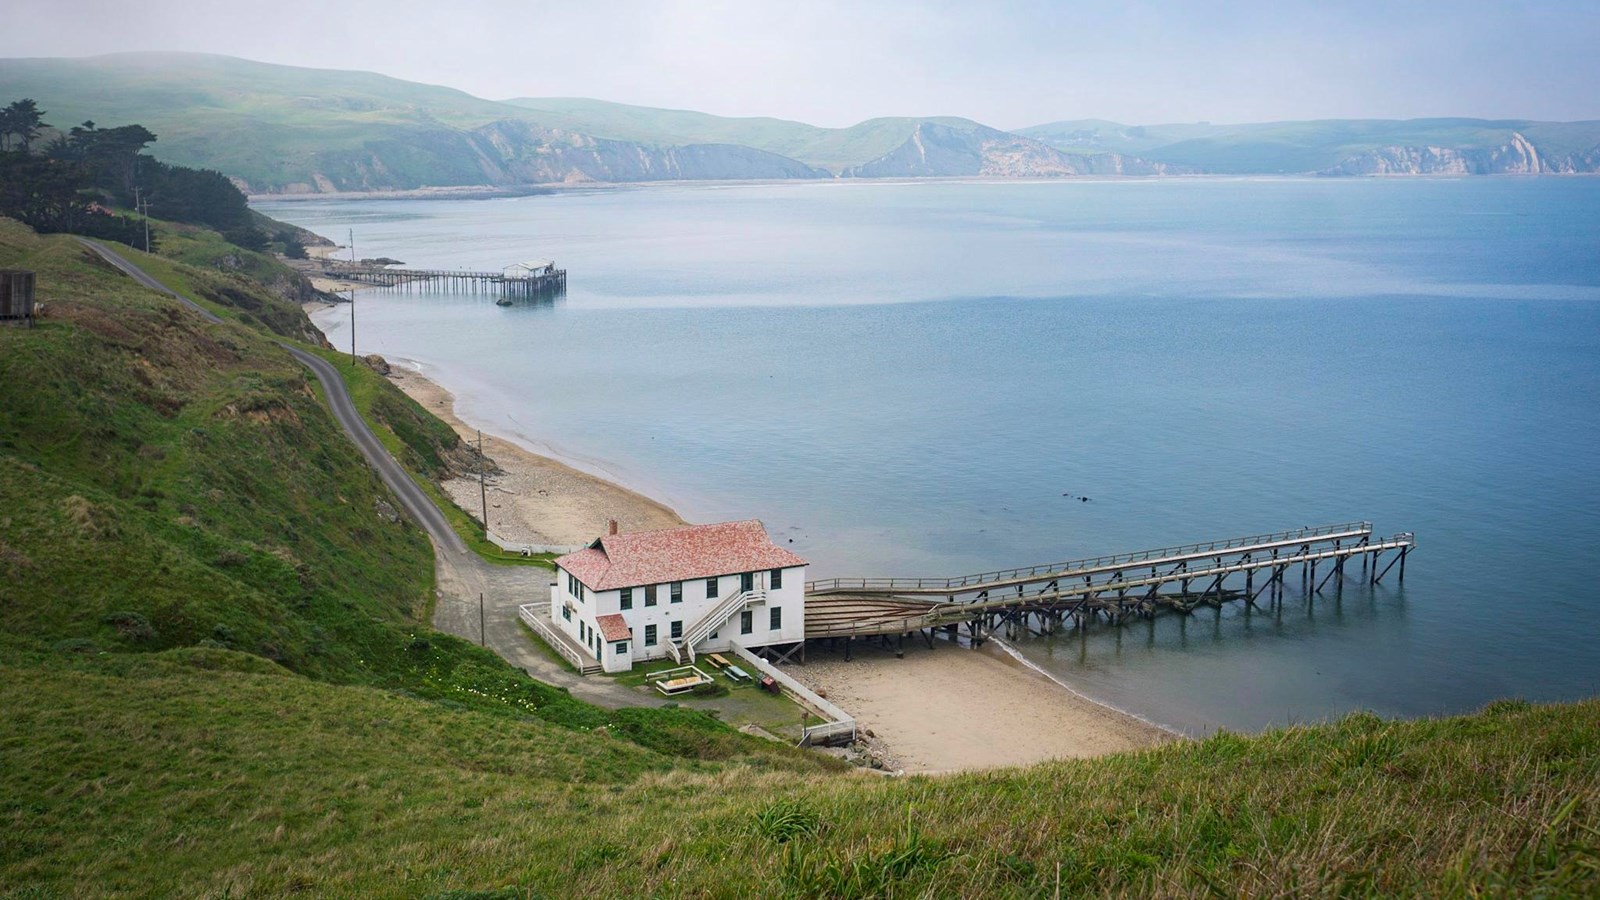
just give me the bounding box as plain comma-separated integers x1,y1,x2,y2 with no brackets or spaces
381,363,685,546
362,343,1175,770
795,639,1173,773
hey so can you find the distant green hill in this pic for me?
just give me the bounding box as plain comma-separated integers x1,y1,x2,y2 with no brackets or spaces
4,53,1598,191
1018,117,1600,174
0,53,830,191
499,96,982,173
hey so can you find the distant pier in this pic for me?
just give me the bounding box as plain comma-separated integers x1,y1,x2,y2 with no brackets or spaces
310,258,566,302
800,522,1414,660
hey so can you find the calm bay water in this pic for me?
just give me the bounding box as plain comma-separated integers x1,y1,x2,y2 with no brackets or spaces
257,178,1600,735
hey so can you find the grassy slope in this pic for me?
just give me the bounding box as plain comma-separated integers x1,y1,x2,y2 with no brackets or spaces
304,343,555,566
2,658,1595,896
0,219,821,765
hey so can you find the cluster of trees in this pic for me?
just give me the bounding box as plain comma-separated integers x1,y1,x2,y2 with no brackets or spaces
0,98,295,253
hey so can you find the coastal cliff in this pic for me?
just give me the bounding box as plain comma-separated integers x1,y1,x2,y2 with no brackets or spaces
283,120,830,193
1318,132,1597,175
842,122,1187,178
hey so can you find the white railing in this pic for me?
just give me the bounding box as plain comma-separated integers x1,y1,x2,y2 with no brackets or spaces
669,587,767,664
727,644,856,747
518,603,599,674
806,521,1376,594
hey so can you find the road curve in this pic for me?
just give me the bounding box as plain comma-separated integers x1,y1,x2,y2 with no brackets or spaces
78,237,464,554
283,345,467,555
78,238,224,324
83,238,647,704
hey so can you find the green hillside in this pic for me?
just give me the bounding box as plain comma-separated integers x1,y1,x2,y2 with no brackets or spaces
500,97,981,172
0,218,818,762
0,53,539,189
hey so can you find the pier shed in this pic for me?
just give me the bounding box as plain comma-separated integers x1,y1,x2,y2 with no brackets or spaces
0,270,36,325
504,259,556,278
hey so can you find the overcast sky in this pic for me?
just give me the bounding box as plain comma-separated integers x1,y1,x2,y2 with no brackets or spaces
5,0,1597,127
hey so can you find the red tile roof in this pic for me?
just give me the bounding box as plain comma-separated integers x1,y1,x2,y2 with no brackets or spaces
556,520,807,591
595,613,632,642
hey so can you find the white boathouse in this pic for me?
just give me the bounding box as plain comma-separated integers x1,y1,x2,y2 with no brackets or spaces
550,520,808,674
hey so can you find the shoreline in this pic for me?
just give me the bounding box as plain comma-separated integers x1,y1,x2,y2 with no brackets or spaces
247,171,1598,204
302,309,1176,773
385,355,687,546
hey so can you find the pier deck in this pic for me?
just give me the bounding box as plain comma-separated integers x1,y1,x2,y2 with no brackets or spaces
308,260,567,300
803,522,1414,645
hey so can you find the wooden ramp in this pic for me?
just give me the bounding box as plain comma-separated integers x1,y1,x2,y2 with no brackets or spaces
804,522,1414,642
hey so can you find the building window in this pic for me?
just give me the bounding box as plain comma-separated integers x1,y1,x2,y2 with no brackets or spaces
620,587,633,610
645,624,657,646
670,581,683,604
670,620,683,640
740,610,753,634
614,641,627,655
579,621,587,642
645,585,658,607
741,572,754,592
770,607,783,630
567,573,584,602
770,568,784,589
705,576,718,598
561,605,571,622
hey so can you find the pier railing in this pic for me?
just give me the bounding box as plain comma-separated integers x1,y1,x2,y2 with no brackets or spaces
806,521,1374,594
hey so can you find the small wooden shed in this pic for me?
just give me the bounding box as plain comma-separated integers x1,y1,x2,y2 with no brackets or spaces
0,270,36,324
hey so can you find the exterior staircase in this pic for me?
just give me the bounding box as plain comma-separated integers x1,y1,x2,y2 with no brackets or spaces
667,588,767,664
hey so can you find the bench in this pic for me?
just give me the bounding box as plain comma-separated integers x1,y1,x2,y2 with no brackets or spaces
724,665,752,683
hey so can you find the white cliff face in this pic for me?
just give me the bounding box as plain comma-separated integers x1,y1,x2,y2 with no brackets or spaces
1320,132,1600,176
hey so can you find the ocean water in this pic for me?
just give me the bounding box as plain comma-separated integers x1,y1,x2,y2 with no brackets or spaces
257,177,1600,735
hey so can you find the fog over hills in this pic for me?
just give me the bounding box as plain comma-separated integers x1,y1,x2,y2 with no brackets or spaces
3,52,1596,192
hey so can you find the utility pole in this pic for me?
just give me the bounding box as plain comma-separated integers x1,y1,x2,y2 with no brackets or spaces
478,429,489,539
132,187,151,253
348,228,356,367
479,593,486,646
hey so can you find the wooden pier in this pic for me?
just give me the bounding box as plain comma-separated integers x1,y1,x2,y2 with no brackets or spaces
801,522,1414,658
312,259,566,301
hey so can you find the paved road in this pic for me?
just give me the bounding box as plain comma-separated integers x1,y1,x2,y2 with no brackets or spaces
85,238,640,707
78,238,222,324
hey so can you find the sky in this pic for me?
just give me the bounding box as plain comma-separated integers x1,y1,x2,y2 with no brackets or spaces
4,0,1598,127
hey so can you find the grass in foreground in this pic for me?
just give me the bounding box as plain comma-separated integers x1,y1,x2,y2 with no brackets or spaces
1,659,1594,897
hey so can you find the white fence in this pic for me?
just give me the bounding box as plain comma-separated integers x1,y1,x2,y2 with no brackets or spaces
518,603,599,674
488,531,584,557
727,645,857,746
